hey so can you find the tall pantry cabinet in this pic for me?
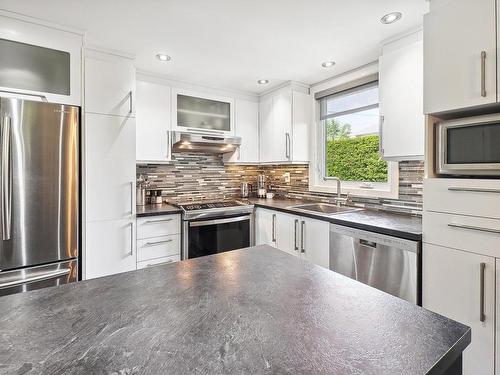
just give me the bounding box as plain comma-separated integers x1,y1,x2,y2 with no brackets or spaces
83,49,137,279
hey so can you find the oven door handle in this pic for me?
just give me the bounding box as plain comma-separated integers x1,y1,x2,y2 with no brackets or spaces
189,215,251,227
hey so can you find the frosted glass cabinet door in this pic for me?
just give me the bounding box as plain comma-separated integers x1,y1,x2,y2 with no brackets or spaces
0,38,70,95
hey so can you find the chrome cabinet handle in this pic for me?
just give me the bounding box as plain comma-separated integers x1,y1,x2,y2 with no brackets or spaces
144,239,173,247
166,131,170,159
379,115,385,156
129,222,134,256
448,223,500,235
144,218,173,224
480,262,486,322
0,269,70,288
294,219,299,251
272,214,276,243
129,90,133,114
146,259,174,267
285,133,291,159
0,89,47,102
1,116,12,241
300,221,305,253
481,51,487,97
130,181,134,214
448,187,500,194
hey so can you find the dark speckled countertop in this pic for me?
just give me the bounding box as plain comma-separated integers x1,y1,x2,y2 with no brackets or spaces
248,198,422,241
0,246,468,374
136,203,182,217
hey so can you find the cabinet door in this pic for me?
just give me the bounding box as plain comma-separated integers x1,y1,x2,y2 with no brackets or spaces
255,208,275,246
85,218,136,279
226,99,259,163
84,55,135,116
272,91,293,162
299,217,329,268
259,96,274,163
292,91,310,162
85,113,136,221
423,244,495,375
275,211,299,256
136,80,171,163
424,0,496,114
379,38,424,160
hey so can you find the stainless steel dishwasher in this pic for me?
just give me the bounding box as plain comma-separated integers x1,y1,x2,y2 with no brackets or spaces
330,224,421,305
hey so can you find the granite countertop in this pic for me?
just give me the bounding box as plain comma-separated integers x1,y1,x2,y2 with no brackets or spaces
248,198,422,241
0,246,469,375
136,203,182,217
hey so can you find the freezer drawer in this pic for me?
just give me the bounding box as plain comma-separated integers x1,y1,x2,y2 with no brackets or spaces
0,259,77,297
329,224,420,304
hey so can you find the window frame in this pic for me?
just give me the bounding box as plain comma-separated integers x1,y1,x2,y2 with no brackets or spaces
310,77,399,199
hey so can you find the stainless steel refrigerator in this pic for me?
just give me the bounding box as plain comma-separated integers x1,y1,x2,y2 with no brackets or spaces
0,97,79,296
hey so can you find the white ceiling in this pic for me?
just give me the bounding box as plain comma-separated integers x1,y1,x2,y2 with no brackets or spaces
0,0,428,94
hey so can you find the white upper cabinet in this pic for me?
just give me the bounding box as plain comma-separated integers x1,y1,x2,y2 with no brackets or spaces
171,88,234,136
0,14,82,106
424,0,497,114
259,85,310,163
225,99,259,163
136,80,172,163
84,50,136,117
379,32,424,160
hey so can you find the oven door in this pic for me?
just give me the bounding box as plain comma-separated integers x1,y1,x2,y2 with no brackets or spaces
438,114,500,176
183,215,254,259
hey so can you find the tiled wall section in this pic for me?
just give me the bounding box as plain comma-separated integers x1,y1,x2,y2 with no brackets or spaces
137,153,424,216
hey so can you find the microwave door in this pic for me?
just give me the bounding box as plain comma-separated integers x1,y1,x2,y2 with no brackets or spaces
438,117,500,176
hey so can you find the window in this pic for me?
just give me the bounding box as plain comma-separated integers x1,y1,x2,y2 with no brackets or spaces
311,75,398,198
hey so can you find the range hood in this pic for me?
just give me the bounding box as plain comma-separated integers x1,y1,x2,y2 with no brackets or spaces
171,131,241,154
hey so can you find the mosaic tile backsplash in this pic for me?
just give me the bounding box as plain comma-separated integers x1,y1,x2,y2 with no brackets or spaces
137,154,424,216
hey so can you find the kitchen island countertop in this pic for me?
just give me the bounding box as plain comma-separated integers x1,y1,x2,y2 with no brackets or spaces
0,245,468,375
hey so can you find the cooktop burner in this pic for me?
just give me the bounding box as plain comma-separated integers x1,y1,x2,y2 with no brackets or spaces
180,200,244,211
176,200,254,220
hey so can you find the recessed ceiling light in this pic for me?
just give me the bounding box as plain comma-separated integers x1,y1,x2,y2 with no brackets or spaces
322,61,336,68
257,79,269,85
156,53,171,62
380,12,402,24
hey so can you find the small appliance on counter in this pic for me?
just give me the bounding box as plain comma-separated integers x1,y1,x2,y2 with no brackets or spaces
136,175,149,206
240,182,252,198
257,174,267,198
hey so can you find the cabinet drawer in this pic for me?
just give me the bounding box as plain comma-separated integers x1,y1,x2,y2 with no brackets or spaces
137,234,180,262
424,178,500,218
137,254,180,269
137,215,181,239
423,211,500,257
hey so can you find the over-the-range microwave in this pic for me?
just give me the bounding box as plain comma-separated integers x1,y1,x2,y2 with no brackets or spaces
436,113,500,176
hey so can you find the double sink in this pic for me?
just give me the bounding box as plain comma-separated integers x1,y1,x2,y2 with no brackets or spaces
287,203,363,216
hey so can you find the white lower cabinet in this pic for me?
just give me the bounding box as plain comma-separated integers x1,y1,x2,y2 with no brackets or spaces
255,208,329,268
255,208,276,247
136,214,181,268
85,219,136,280
423,244,495,375
300,217,330,268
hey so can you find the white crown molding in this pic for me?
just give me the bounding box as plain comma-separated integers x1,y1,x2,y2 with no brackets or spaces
0,9,85,36
310,61,379,90
83,44,135,60
136,69,259,101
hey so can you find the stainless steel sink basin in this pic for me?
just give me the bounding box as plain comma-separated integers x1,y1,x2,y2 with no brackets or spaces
288,203,363,215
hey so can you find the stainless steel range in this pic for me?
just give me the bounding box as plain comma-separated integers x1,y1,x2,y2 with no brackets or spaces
177,200,254,259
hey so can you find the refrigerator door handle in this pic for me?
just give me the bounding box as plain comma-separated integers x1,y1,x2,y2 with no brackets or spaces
1,115,12,241
0,268,70,289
